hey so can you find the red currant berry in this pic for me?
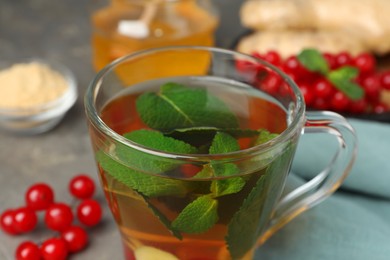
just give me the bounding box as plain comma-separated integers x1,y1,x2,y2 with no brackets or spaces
261,72,282,94
323,52,337,69
15,241,41,260
40,238,68,260
69,175,95,199
282,56,309,79
312,97,329,110
349,99,368,114
331,91,350,112
298,83,315,106
379,71,390,90
361,75,381,101
313,79,334,99
61,226,89,253
263,50,281,66
335,52,353,68
77,199,102,227
236,59,258,74
279,82,293,96
285,72,298,84
0,209,19,235
354,53,376,74
373,103,389,114
13,207,37,233
45,203,74,231
25,183,54,211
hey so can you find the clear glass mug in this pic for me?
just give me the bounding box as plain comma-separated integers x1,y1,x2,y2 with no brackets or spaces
84,46,357,260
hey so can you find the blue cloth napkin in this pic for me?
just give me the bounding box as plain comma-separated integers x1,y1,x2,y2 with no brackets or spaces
256,119,390,260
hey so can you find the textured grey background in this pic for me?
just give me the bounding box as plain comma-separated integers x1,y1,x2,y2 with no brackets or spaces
0,0,245,259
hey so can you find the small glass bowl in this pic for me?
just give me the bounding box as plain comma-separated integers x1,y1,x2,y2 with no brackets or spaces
0,59,78,135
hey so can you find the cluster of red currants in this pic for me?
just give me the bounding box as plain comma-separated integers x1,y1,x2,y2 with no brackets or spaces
0,175,102,260
238,50,390,114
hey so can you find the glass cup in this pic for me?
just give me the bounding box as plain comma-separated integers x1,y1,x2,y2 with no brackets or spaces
84,46,357,260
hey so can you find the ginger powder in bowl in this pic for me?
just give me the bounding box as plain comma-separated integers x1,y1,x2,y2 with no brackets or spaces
0,60,77,134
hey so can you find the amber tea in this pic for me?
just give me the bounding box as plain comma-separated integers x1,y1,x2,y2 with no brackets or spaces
90,77,296,260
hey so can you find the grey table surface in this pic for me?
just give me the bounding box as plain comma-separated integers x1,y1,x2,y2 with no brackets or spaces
0,0,245,259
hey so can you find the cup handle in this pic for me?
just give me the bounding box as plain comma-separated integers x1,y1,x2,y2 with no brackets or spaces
259,111,358,245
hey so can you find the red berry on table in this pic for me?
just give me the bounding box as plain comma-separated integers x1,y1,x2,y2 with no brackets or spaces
331,91,350,112
77,199,102,227
15,241,41,260
313,79,334,99
13,207,37,233
335,52,353,68
354,53,376,74
379,71,390,90
25,183,54,211
45,203,74,231
61,225,89,253
0,209,19,235
69,174,95,199
40,238,68,260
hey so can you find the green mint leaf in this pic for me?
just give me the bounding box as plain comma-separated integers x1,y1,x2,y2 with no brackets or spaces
96,151,190,197
330,66,359,80
119,130,197,174
193,164,214,179
209,132,240,154
254,130,279,145
139,193,183,240
166,127,260,148
226,175,267,259
172,195,219,234
210,165,245,197
167,127,260,137
226,144,295,259
136,82,239,132
297,49,329,75
327,67,364,100
255,145,295,240
208,132,245,197
96,130,197,197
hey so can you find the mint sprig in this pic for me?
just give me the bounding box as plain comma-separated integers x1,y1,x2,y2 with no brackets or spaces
327,67,364,100
298,49,329,75
226,175,267,259
172,195,219,234
96,151,190,197
172,132,245,234
226,144,294,259
97,82,284,254
136,82,239,132
297,48,364,100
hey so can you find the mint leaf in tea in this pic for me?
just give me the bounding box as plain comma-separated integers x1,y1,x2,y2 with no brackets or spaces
95,78,292,260
136,82,239,132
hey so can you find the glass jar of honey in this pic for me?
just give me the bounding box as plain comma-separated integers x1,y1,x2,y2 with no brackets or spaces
91,0,219,71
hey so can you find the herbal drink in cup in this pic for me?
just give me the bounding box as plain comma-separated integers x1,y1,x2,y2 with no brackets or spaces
85,47,357,260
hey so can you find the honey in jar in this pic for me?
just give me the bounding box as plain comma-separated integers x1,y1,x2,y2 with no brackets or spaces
91,0,219,71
